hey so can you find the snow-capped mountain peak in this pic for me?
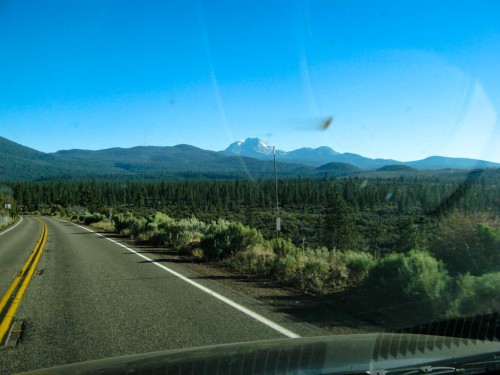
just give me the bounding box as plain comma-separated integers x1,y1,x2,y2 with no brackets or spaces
224,138,280,157
223,137,344,166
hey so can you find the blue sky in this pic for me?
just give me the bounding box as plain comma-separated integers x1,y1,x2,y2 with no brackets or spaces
0,0,499,162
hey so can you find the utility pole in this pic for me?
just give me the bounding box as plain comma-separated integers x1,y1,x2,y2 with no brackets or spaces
274,146,281,237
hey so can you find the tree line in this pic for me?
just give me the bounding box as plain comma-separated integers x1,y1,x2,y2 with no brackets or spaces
8,171,499,214
4,170,499,253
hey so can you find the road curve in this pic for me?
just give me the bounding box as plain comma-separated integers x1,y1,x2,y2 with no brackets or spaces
1,217,326,374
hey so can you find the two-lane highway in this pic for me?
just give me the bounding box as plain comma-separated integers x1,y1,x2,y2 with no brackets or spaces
0,217,326,374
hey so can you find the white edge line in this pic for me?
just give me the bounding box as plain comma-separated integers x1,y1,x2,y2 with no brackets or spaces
71,222,301,339
0,216,23,237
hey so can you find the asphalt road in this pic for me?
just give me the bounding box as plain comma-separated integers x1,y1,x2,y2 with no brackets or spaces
0,217,326,374
0,217,41,298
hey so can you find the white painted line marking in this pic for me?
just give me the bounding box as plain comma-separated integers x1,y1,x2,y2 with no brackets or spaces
0,216,23,237
72,223,301,339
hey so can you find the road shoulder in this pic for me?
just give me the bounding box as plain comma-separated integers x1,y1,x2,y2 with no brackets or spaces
79,221,381,335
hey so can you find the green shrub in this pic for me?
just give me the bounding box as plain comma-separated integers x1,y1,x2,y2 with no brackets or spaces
83,212,106,226
113,212,132,233
447,272,500,317
148,228,167,245
147,213,175,245
170,217,207,251
272,246,333,293
340,250,375,285
273,254,302,284
149,216,206,250
476,223,500,269
149,212,175,228
269,238,301,258
327,250,349,289
112,212,147,238
429,213,500,275
297,256,330,292
365,250,449,315
201,220,264,260
226,243,275,276
0,217,15,231
71,211,106,225
129,216,147,238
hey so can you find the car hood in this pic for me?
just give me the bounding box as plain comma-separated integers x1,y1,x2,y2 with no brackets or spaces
16,332,500,375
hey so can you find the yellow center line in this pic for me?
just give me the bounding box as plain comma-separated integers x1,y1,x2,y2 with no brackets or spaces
0,222,45,312
0,219,48,344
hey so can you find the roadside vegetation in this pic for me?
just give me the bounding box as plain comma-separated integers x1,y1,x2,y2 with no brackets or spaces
69,208,499,321
0,217,17,231
0,188,17,231
72,210,375,294
3,170,500,321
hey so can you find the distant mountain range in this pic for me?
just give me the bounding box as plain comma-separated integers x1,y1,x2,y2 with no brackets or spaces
223,138,500,170
1,136,499,181
223,138,342,166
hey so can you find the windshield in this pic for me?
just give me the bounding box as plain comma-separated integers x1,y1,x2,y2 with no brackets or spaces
0,1,499,374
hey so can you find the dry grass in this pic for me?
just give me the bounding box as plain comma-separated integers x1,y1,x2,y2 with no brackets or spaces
90,220,115,232
191,248,205,260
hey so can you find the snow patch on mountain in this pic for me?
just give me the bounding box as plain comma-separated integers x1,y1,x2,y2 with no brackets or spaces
224,138,342,166
225,138,283,157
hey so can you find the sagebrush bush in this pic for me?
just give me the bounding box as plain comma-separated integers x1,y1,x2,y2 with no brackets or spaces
201,220,264,260
170,217,207,251
72,211,106,225
327,250,349,289
148,212,175,230
229,240,373,293
269,238,301,257
365,250,449,315
226,243,275,276
273,254,302,284
113,212,147,238
340,250,375,285
268,246,322,292
447,272,500,317
146,213,174,244
297,256,330,292
148,215,207,251
113,212,132,233
83,212,106,226
270,238,301,258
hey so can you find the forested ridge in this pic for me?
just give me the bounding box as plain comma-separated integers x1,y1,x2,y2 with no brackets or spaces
2,170,500,322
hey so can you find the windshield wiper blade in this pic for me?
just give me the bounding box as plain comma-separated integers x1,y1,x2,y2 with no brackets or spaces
366,353,500,375
367,366,463,375
459,355,500,374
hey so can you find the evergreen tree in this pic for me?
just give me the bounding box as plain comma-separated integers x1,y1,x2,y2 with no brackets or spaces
322,193,355,249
